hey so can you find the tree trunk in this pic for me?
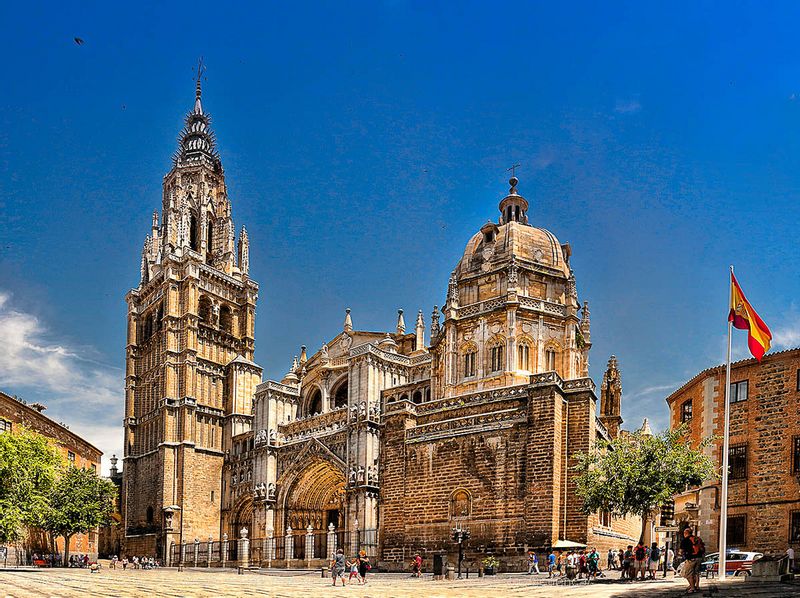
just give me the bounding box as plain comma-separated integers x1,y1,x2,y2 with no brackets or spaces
639,513,649,544
62,534,72,567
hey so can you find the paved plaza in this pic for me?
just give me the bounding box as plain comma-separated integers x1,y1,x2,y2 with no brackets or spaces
3,567,800,598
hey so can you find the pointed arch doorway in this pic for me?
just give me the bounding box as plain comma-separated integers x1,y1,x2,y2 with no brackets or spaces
280,458,347,533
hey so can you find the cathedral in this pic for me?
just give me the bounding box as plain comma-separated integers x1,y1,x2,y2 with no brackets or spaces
122,77,640,569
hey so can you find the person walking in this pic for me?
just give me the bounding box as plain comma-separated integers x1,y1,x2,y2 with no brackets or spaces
607,548,616,570
556,550,564,576
121,556,128,570
547,549,556,577
347,557,360,583
411,553,423,577
357,549,371,584
680,528,702,594
787,546,795,573
587,547,600,578
527,551,540,574
330,549,347,586
666,545,675,573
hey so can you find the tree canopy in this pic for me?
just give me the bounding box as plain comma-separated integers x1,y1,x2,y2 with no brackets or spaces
42,465,117,562
573,425,717,539
0,426,64,543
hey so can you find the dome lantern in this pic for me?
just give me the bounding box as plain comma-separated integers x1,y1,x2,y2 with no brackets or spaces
498,176,529,225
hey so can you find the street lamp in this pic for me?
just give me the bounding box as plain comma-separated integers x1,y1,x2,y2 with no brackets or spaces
451,526,471,579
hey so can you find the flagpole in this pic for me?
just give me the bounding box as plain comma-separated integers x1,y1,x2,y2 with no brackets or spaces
718,265,734,580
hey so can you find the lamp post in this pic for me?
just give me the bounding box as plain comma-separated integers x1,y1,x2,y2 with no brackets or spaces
451,526,471,579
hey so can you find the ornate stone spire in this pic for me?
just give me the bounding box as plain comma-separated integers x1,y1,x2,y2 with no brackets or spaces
599,355,623,439
173,61,220,167
446,273,459,308
430,305,441,338
639,418,653,436
343,308,353,333
415,310,425,352
580,301,591,343
237,225,250,275
299,345,308,364
396,309,406,335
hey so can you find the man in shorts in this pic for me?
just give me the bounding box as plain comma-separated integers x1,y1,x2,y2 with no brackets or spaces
330,549,347,586
680,528,701,594
633,541,647,580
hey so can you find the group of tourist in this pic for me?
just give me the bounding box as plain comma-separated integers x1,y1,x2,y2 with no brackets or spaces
544,548,602,579
608,541,668,580
108,555,161,570
329,548,371,585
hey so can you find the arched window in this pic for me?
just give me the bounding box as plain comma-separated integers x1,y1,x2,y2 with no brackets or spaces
219,305,233,334
463,346,477,378
518,342,531,371
332,379,348,409
189,213,199,251
206,214,214,264
490,342,504,373
307,388,322,415
155,303,164,332
198,296,213,326
412,390,422,404
146,506,154,524
450,489,472,519
545,348,557,371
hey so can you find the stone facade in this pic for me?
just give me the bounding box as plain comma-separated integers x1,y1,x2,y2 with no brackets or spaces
123,78,642,569
0,389,102,563
666,348,800,555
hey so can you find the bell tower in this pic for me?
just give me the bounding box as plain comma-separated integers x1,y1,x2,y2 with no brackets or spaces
599,355,623,438
122,68,261,561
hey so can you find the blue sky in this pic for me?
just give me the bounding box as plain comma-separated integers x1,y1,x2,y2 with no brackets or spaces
2,2,800,473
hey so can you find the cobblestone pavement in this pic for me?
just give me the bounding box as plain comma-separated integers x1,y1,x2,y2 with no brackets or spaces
3,567,800,598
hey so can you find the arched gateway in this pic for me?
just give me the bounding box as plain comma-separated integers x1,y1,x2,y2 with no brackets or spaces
277,456,347,532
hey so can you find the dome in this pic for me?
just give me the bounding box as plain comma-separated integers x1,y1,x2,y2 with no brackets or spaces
455,220,571,279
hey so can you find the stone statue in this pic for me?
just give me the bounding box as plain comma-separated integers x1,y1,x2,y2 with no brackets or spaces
357,466,365,483
321,343,329,360
267,483,276,499
349,467,357,485
240,527,248,539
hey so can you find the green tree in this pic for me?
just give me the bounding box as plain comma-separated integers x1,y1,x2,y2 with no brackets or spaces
573,425,717,541
0,426,64,543
43,465,117,565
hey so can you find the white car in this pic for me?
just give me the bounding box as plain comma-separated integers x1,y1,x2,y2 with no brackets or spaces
701,551,763,576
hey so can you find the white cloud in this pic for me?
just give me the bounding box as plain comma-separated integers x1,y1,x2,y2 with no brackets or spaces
0,291,123,475
772,306,800,350
614,98,642,114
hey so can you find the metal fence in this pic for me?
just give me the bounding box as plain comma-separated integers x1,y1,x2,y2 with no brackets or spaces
170,528,378,569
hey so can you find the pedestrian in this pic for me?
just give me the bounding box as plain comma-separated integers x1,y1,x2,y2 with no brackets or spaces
587,547,600,578
556,550,563,575
330,549,347,586
347,557,360,583
787,546,795,573
621,545,633,580
578,550,588,579
547,549,556,577
527,550,540,575
607,548,616,570
633,541,647,580
110,555,117,569
680,527,703,594
122,556,128,570
357,549,371,584
666,546,675,572
411,552,423,577
648,542,660,579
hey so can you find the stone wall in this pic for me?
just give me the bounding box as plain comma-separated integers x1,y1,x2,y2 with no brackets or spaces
667,348,800,554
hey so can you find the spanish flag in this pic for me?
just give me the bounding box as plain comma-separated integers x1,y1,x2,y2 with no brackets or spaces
729,272,772,361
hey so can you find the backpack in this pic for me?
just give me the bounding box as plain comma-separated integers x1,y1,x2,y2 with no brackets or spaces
693,537,705,559
650,547,661,561
635,546,646,560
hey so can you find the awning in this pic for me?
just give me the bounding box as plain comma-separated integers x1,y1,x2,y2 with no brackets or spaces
551,540,588,549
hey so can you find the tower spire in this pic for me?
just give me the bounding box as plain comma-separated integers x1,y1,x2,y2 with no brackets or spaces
194,57,205,114
173,60,219,167
498,168,529,225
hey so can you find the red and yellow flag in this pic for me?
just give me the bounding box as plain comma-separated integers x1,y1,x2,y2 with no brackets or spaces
728,272,772,361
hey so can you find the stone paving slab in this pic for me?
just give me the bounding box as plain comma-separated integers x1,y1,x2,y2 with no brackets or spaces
3,568,800,598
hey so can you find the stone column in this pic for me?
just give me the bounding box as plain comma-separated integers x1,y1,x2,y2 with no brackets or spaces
327,523,336,559
207,536,213,567
193,538,199,568
305,525,314,567
221,533,228,568
285,526,294,561
266,527,274,568
238,528,250,569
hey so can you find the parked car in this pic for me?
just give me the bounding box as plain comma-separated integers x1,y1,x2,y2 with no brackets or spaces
701,551,763,576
